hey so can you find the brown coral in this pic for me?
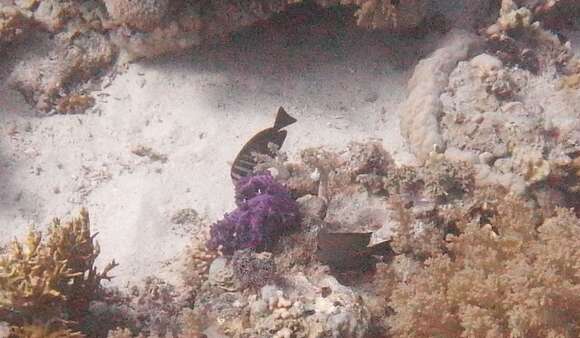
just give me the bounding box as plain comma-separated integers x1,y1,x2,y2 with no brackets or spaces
386,194,580,337
0,209,117,332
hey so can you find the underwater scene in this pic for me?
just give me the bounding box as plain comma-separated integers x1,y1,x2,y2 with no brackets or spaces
1,0,580,337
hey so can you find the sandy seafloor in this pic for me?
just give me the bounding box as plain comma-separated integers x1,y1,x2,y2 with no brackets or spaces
0,27,443,286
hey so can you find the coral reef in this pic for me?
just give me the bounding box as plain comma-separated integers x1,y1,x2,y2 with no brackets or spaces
181,225,216,294
193,268,371,337
386,195,580,337
396,0,580,199
3,141,580,337
0,209,116,334
207,172,300,255
1,0,503,114
484,0,574,73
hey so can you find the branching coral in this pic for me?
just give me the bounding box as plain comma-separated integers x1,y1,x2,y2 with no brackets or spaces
387,196,445,261
344,141,393,178
420,153,475,202
207,172,299,255
484,0,574,73
0,209,117,333
300,147,343,202
386,193,580,337
381,153,475,205
182,225,217,295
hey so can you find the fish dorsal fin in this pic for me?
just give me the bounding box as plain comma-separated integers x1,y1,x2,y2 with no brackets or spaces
273,107,297,130
317,231,373,251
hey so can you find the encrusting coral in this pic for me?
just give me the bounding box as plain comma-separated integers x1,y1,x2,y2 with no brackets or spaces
231,249,276,290
400,29,481,163
0,209,117,335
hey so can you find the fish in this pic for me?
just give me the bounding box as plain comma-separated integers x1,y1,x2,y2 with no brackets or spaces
316,230,394,271
231,106,297,183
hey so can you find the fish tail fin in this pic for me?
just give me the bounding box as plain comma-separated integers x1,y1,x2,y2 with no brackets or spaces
273,106,297,130
369,240,395,257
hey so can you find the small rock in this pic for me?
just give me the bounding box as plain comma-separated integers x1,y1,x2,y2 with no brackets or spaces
479,152,494,165
208,257,236,291
53,187,60,194
470,53,503,74
0,322,9,338
232,249,275,290
296,194,327,220
501,101,525,115
364,92,379,103
170,208,199,225
131,145,168,163
273,327,292,338
15,0,37,9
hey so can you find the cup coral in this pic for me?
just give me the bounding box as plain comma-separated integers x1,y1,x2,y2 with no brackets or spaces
207,172,300,255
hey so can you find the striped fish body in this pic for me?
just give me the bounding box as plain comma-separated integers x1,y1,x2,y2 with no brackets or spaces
231,129,287,182
231,107,296,183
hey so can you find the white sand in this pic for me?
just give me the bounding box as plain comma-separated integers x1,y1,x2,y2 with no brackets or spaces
0,29,440,286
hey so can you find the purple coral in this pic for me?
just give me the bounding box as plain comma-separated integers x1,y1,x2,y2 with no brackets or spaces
208,172,300,254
